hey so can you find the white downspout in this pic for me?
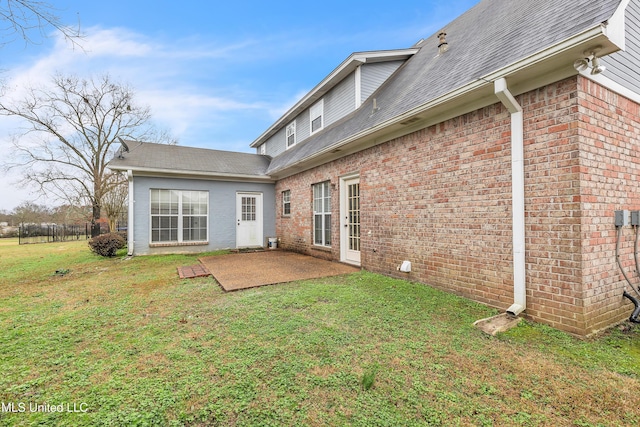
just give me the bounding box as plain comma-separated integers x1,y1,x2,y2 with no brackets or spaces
494,78,526,316
127,169,134,256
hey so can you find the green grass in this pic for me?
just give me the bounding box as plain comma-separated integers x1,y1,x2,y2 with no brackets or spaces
0,239,639,426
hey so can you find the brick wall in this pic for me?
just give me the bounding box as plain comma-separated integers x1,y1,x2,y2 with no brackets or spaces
276,101,516,313
274,76,640,336
577,76,640,334
521,78,584,334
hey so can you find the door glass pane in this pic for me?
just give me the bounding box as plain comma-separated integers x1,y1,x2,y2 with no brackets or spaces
242,196,256,221
348,183,360,251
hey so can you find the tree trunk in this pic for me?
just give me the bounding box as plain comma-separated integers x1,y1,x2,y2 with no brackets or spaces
91,202,101,237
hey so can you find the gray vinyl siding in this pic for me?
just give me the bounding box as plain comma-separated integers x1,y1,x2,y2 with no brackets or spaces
296,110,311,146
602,2,640,95
131,176,275,255
325,73,356,127
360,60,404,103
264,127,287,157
262,63,403,157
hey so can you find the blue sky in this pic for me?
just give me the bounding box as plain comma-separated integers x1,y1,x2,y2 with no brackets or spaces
0,0,479,211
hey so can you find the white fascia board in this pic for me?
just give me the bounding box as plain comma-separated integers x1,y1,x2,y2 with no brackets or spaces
109,165,274,183
605,0,630,50
249,48,419,148
270,24,617,178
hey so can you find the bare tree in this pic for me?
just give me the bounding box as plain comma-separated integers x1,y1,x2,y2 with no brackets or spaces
102,171,127,233
0,73,162,236
51,203,90,226
1,0,82,47
12,201,52,225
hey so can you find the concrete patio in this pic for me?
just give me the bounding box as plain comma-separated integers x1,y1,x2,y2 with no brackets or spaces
197,250,360,291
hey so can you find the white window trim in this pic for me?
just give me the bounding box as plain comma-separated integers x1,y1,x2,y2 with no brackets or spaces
286,120,297,149
259,144,266,155
310,99,324,135
149,189,209,246
355,65,362,109
282,190,291,216
313,181,331,247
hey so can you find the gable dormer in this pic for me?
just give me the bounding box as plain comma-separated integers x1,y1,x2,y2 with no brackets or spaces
251,48,419,157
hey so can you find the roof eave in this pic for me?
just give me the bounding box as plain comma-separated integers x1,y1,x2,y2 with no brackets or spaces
108,165,274,183
268,23,618,179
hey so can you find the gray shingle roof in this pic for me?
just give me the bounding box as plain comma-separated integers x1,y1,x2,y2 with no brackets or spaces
108,0,623,180
266,0,622,175
108,141,271,178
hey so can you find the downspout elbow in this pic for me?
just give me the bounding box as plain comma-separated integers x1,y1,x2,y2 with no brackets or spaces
506,304,525,317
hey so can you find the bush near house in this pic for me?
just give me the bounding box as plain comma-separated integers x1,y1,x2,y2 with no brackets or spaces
88,232,126,257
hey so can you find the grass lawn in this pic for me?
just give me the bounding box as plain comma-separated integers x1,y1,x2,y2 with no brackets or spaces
0,239,639,426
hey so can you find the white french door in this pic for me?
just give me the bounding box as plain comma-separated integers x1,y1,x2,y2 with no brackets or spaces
340,175,361,266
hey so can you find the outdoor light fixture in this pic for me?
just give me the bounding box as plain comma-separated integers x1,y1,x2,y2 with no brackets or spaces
590,55,606,75
573,58,590,72
573,46,606,75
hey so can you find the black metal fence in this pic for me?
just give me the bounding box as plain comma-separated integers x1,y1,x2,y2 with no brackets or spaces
18,224,90,245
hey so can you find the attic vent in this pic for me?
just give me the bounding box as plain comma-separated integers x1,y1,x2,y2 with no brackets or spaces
400,117,421,126
437,30,449,54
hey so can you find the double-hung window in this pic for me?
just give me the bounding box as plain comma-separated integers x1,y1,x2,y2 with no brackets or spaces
313,181,331,246
310,99,324,134
282,190,291,216
150,189,208,244
286,121,296,148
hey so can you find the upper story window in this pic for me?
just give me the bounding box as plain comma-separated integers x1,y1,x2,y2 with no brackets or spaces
286,121,296,149
310,99,324,134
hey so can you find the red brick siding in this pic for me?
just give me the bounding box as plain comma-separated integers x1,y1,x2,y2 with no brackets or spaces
275,171,337,261
276,103,515,310
521,78,584,334
577,76,640,334
274,76,640,336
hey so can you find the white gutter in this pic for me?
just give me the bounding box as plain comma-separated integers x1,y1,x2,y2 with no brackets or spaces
494,78,525,317
127,170,134,256
109,166,274,183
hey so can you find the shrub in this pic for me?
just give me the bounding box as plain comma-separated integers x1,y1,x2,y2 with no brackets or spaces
88,233,126,257
116,230,127,241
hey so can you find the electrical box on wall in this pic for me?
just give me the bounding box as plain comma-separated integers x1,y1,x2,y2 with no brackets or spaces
615,210,630,227
632,211,640,226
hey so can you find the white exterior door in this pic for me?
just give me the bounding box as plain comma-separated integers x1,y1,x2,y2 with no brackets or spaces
340,175,361,266
236,192,263,248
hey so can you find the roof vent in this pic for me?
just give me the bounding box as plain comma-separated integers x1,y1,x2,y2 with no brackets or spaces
437,30,449,55
369,98,380,118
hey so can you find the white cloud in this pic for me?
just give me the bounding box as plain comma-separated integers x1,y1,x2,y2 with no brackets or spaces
0,26,289,210
0,6,461,211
